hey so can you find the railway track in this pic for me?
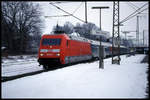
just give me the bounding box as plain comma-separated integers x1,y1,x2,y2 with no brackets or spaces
2,70,46,82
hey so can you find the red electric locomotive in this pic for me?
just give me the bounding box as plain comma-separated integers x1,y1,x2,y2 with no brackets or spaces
38,34,92,69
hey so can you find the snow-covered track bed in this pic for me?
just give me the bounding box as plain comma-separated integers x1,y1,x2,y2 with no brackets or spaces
1,55,44,78
2,60,37,66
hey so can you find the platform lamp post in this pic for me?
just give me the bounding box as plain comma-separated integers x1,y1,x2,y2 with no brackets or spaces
91,6,109,69
92,6,109,30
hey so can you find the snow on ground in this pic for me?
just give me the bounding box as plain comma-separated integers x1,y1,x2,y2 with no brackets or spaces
2,54,37,64
2,55,43,76
2,62,43,77
2,54,148,98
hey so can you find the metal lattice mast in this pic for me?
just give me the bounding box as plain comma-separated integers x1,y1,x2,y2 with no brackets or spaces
112,1,120,65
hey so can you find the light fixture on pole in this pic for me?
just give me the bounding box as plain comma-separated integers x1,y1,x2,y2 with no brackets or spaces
92,6,109,30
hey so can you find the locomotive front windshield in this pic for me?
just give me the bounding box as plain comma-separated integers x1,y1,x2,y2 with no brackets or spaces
42,38,61,46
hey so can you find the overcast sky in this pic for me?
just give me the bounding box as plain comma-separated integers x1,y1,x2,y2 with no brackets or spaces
38,1,149,45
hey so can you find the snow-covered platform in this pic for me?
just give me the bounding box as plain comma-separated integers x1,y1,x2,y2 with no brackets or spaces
2,54,149,98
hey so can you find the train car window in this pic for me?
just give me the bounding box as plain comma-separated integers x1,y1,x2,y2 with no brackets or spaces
42,38,61,46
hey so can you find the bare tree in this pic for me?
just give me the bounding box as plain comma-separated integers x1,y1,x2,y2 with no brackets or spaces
52,22,74,34
52,24,65,34
63,21,74,34
1,2,20,52
1,1,44,54
74,22,99,39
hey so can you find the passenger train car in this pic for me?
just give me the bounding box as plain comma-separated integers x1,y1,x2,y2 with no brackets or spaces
38,34,128,69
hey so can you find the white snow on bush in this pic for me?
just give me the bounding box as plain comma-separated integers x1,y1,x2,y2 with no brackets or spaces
2,54,148,98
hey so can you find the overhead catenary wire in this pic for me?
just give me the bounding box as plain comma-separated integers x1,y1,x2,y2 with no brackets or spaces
120,7,148,24
120,3,148,24
45,2,83,18
72,2,83,14
49,3,86,23
120,3,148,23
126,2,148,15
126,2,138,11
49,1,72,4
129,2,140,9
44,14,72,18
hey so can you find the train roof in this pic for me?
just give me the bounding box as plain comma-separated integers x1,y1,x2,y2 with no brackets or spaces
42,34,69,39
67,34,90,42
42,34,89,43
89,39,126,48
42,33,126,48
67,34,126,48
89,39,111,46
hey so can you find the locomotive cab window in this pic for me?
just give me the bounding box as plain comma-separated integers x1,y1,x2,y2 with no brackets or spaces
42,38,61,46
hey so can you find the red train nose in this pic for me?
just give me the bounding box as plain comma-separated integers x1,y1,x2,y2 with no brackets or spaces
39,48,61,58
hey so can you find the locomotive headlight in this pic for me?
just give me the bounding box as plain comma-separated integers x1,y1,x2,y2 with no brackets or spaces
40,53,44,56
40,49,48,52
56,53,60,56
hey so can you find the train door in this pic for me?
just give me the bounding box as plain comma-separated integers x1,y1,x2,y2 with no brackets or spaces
65,40,70,64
